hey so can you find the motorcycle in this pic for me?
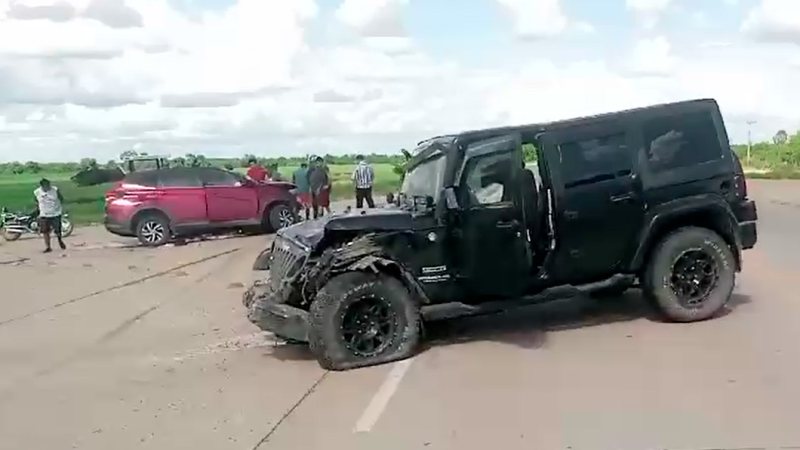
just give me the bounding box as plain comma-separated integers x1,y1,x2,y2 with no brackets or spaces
0,207,74,241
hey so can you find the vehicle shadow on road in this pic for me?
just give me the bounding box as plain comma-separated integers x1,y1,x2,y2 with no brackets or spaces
270,342,317,362
422,290,753,352
266,290,753,363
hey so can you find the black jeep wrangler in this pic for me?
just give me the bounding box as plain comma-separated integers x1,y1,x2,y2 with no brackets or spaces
243,98,758,371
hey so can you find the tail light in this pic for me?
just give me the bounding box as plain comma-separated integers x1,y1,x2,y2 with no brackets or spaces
105,190,120,202
734,174,748,199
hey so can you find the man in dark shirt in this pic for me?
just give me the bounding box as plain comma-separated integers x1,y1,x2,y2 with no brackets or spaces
292,162,311,220
246,157,267,182
269,163,285,181
308,157,331,219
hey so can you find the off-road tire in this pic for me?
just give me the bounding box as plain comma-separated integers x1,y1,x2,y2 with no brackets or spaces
308,271,421,371
135,213,171,247
643,226,736,322
2,228,21,241
265,203,294,233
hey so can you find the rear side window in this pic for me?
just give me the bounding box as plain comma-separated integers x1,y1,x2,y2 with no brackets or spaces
157,169,202,188
123,170,159,187
559,133,632,188
642,110,723,173
199,168,241,187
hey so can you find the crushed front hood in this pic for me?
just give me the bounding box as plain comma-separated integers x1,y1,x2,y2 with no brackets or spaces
277,216,331,248
277,207,414,248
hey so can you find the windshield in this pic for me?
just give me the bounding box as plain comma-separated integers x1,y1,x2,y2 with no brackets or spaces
400,154,446,201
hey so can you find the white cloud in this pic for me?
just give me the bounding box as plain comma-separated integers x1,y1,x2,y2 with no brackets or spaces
335,0,407,37
2,0,143,28
495,0,570,39
742,0,800,45
626,0,673,29
361,36,414,55
574,21,595,34
1,0,800,162
690,11,708,28
627,36,677,76
0,0,317,107
625,0,673,14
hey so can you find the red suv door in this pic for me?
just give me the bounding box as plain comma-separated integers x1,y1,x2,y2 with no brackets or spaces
156,168,207,225
199,168,259,223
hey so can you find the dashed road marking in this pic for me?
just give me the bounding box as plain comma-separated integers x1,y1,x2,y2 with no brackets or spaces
353,357,415,433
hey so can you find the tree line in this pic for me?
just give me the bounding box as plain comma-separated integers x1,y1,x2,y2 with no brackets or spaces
0,151,408,175
731,129,800,170
2,130,800,177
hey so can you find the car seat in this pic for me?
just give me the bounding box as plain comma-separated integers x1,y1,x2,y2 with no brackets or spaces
520,168,540,242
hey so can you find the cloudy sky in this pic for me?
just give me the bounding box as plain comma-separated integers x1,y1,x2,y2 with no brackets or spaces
0,0,798,162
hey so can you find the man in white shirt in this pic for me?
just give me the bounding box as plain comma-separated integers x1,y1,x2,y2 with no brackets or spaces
351,155,375,209
33,178,67,253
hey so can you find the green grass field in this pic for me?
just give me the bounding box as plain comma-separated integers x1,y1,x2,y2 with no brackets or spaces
0,164,402,225
3,162,795,227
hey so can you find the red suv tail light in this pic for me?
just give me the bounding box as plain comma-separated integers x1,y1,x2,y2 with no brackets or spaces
105,190,120,202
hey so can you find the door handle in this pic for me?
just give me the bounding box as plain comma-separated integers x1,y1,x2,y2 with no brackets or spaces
610,193,635,203
496,220,517,229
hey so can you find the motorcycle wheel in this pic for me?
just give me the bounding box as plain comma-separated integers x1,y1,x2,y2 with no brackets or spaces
2,228,21,241
61,218,74,237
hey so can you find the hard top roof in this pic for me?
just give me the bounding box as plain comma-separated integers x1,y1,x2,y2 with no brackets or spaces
122,154,170,161
419,98,719,145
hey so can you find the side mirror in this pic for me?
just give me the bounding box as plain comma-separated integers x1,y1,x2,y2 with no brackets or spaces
444,187,459,210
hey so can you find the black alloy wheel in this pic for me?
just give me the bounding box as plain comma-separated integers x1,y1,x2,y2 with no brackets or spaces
340,295,397,358
308,271,421,371
642,226,736,323
669,249,719,308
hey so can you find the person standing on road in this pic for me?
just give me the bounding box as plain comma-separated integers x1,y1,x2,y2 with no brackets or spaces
292,162,311,221
308,156,331,219
33,178,66,253
269,163,286,182
351,154,375,209
246,157,267,182
319,158,332,216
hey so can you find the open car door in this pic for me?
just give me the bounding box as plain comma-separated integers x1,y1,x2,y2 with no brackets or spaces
455,133,531,299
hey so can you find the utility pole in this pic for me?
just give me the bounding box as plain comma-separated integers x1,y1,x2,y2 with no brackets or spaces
746,120,757,166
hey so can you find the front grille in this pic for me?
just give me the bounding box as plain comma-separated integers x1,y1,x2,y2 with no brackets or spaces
269,236,308,290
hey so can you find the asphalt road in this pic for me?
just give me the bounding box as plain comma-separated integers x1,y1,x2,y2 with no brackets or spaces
1,182,800,450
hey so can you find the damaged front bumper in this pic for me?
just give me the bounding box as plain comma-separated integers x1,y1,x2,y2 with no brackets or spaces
245,234,316,342
243,281,310,342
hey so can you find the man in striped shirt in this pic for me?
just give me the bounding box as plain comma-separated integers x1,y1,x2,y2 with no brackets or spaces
351,155,375,209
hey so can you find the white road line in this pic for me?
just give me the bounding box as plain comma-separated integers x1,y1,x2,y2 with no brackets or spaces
353,357,414,433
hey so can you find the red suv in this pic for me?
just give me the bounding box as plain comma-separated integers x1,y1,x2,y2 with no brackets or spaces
104,167,298,246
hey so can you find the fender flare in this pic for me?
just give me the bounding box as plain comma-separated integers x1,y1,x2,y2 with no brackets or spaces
342,255,432,305
628,194,741,272
130,207,174,229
